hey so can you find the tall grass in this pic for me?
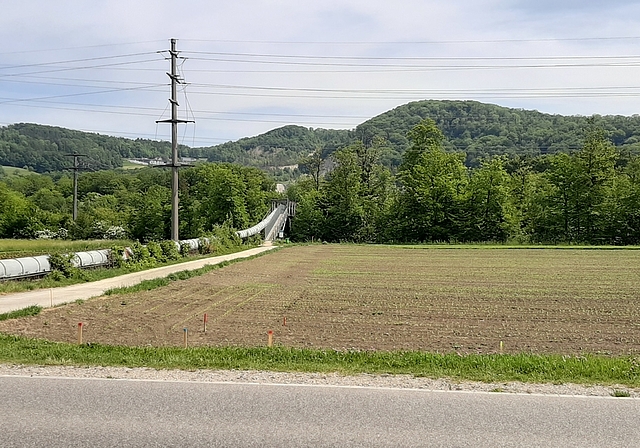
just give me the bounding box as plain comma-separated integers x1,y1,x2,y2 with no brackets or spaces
0,334,638,386
0,306,42,321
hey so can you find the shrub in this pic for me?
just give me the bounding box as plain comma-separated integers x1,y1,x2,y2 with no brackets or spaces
179,242,191,258
146,241,164,262
129,241,152,265
108,245,126,268
198,238,216,254
159,240,180,261
47,252,74,278
104,225,127,240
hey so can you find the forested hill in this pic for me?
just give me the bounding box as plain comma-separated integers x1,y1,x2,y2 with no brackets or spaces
0,123,194,173
191,100,640,168
205,125,353,167
4,100,640,173
355,100,640,166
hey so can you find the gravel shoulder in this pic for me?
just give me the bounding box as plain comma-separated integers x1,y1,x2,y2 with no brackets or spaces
1,364,638,398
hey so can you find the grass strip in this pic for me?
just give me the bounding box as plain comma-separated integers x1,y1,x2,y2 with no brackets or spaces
0,305,42,321
0,334,638,387
104,261,232,295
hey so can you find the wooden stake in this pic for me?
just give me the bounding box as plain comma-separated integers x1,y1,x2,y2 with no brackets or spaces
204,314,208,333
499,340,504,354
283,316,287,326
267,330,273,347
77,322,83,345
183,328,188,348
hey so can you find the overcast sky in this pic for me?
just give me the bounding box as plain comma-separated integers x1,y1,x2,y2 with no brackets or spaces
2,0,640,147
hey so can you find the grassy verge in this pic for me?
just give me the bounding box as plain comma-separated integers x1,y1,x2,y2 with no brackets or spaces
105,248,279,295
105,258,240,295
0,305,42,321
0,333,638,387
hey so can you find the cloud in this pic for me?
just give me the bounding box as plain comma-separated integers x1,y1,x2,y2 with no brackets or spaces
2,1,640,143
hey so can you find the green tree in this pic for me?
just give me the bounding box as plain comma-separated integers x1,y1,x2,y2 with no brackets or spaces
193,164,250,230
463,157,515,242
393,119,467,242
299,147,324,191
0,184,40,237
320,147,365,242
574,125,618,242
288,179,326,241
129,185,171,242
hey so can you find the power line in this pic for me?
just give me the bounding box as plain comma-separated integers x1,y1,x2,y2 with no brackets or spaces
185,51,640,62
0,84,165,105
183,36,640,45
0,40,165,56
185,55,640,69
0,58,162,78
0,52,159,71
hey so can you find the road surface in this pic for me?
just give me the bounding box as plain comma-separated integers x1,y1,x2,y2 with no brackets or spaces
0,375,638,447
0,246,276,314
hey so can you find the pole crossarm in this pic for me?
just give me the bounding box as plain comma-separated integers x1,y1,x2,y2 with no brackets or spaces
155,119,195,123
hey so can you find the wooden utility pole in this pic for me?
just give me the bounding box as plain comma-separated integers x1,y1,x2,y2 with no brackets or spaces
157,38,193,242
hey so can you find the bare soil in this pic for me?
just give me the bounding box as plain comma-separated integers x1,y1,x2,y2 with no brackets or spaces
2,245,640,355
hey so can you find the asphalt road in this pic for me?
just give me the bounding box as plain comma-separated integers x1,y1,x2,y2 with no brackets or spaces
1,375,638,447
0,246,276,314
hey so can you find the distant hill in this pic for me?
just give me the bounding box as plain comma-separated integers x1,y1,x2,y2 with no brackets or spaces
354,100,640,166
204,125,353,167
0,123,195,173
3,101,640,173
201,100,640,168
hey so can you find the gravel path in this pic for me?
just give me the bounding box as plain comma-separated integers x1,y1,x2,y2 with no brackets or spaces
1,364,637,398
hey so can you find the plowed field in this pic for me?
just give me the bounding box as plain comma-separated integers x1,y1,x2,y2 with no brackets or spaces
2,245,640,355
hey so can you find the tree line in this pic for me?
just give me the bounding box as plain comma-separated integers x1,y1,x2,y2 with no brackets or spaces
289,119,640,245
2,118,639,246
0,163,278,242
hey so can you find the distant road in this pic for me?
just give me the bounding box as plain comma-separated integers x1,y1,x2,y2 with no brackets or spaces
0,246,276,314
0,375,638,447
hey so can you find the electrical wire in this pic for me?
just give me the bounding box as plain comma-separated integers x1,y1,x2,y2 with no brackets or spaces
0,52,160,71
182,36,640,45
184,51,640,62
3,41,640,147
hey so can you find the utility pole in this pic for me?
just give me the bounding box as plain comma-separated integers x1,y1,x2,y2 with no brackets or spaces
157,38,194,242
64,153,87,221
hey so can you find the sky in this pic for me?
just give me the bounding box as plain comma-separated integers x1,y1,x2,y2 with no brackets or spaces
2,0,640,147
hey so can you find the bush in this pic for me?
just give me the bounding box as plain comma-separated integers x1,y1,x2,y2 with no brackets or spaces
179,242,191,258
47,252,74,278
198,238,216,255
146,241,164,262
204,221,243,252
129,241,152,265
108,245,126,268
159,240,180,261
